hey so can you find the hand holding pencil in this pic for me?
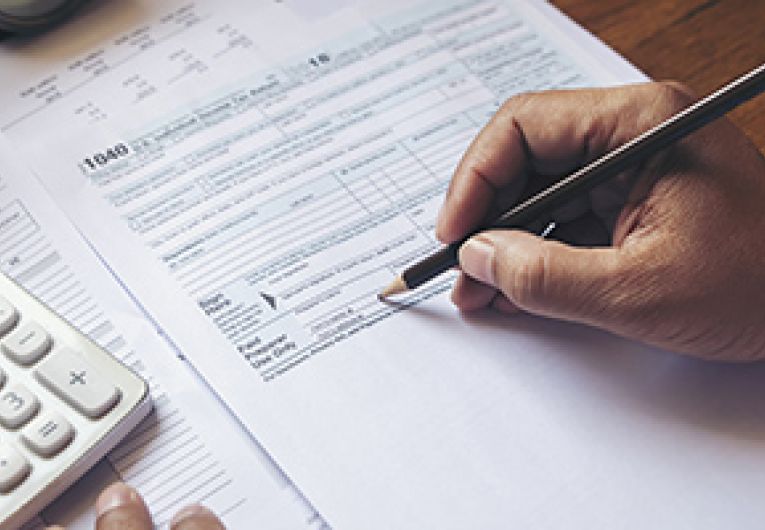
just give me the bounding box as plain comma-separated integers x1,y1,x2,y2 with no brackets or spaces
431,80,765,362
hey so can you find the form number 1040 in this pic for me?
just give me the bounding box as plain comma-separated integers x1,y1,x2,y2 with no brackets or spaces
81,143,132,173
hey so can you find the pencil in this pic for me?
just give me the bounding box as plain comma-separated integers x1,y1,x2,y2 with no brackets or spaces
379,62,765,298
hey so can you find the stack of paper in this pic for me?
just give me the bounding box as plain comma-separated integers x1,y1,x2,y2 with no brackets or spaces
1,1,764,528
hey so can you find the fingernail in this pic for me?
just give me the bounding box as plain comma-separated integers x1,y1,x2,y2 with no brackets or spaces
171,504,215,527
459,237,495,285
96,482,141,517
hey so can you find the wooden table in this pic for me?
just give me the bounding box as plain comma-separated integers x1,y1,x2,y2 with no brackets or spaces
552,0,765,152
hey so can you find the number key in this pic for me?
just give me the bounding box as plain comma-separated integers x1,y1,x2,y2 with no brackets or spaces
0,442,30,493
0,384,39,429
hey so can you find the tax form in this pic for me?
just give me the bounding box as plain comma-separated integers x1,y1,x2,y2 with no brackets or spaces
0,141,323,529
1,0,637,380
4,0,765,529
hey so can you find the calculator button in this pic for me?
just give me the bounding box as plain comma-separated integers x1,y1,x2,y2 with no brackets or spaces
0,384,39,429
0,442,30,493
22,411,75,458
35,348,121,419
2,322,52,365
0,296,19,337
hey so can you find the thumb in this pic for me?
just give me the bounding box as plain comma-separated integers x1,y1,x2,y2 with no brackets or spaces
95,483,153,530
458,230,625,325
171,505,226,530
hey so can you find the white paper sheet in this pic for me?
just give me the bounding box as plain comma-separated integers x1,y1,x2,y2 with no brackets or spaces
0,139,324,529
3,1,765,529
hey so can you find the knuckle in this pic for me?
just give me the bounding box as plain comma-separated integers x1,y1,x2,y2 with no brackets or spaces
462,145,493,180
497,92,536,122
654,80,697,113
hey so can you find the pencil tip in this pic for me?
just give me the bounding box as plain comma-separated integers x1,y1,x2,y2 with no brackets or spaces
378,276,408,300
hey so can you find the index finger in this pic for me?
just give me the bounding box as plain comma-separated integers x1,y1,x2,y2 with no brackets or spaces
434,83,668,243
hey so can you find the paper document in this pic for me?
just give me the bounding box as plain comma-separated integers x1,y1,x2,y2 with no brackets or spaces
3,0,765,528
1,0,640,379
0,140,324,529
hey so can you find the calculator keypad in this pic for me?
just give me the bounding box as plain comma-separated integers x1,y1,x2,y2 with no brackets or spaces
0,279,149,530
0,293,122,493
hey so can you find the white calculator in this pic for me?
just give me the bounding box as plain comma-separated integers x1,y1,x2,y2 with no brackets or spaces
0,273,152,529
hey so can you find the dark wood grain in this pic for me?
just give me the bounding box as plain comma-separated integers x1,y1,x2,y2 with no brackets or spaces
552,0,765,151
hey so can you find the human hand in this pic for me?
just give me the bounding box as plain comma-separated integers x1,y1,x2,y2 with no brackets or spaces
45,482,225,530
437,82,765,361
